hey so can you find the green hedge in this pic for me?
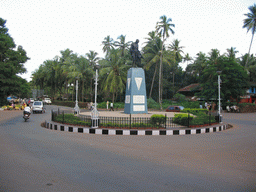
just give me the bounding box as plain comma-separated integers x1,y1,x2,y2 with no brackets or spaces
181,108,208,115
53,113,166,128
173,112,216,126
54,113,90,126
173,113,193,126
52,101,88,108
190,112,215,125
150,114,166,128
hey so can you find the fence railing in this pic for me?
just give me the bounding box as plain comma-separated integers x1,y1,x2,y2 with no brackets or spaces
51,109,219,129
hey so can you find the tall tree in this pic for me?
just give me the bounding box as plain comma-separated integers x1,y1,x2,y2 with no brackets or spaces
169,39,184,63
114,35,131,57
100,49,129,102
68,55,93,102
226,47,238,60
143,36,163,99
208,49,220,65
198,56,249,102
243,4,256,68
183,53,193,65
155,15,175,109
86,50,100,66
102,35,114,58
0,18,29,105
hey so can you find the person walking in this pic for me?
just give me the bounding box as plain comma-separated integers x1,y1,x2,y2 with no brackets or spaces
110,102,114,111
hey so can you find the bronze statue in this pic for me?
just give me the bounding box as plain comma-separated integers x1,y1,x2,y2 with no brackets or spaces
130,39,143,67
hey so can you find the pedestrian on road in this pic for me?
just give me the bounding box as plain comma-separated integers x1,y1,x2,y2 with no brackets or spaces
106,101,109,110
110,102,114,111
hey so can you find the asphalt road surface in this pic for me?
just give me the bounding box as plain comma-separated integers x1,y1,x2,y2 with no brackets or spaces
0,105,255,192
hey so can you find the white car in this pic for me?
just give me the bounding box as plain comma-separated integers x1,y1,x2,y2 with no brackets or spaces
32,101,45,113
43,98,52,105
30,98,35,103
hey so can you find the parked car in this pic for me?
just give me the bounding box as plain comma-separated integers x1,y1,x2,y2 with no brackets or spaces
43,98,52,105
32,101,45,113
166,105,184,112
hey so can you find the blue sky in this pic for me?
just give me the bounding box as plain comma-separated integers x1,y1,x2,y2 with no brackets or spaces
1,0,256,81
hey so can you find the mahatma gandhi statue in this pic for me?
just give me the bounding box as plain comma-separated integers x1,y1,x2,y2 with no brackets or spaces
130,39,143,67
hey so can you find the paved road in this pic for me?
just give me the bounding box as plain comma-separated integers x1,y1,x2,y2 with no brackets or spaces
0,106,255,192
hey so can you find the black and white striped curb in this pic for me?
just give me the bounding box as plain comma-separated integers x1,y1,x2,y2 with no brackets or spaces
44,121,229,136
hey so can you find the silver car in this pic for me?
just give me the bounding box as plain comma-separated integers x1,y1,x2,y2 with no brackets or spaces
32,101,45,113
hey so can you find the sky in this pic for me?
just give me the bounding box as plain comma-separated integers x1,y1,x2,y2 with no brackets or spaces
1,0,256,82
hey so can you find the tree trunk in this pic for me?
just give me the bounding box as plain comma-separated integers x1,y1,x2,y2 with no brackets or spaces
159,40,164,110
245,32,254,68
149,64,158,98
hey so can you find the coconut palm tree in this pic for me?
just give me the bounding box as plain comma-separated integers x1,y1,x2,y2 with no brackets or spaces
226,47,238,60
169,39,184,63
155,15,175,109
243,4,256,68
144,31,157,45
100,49,129,102
143,36,162,99
208,49,220,65
68,56,93,102
190,52,207,77
102,35,114,58
114,35,131,57
183,53,193,65
86,50,100,67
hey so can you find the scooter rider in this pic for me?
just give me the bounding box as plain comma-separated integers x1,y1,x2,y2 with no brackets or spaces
23,106,31,117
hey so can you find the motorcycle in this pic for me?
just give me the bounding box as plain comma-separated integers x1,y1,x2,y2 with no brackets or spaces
23,112,30,122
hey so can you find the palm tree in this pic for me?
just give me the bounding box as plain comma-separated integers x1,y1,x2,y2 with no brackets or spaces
155,15,175,109
143,36,162,99
169,39,184,63
191,52,207,77
68,56,93,102
243,4,256,68
102,35,114,58
144,31,157,45
114,35,131,57
226,47,238,60
208,49,220,65
86,50,100,66
183,53,193,65
100,49,129,102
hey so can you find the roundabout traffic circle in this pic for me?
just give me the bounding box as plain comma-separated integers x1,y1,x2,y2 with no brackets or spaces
44,120,230,136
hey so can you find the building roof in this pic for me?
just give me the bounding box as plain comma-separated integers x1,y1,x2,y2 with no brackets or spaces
178,83,202,92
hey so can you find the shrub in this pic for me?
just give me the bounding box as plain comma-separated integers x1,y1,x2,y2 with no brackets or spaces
179,101,200,108
173,93,186,102
173,113,193,126
181,108,208,115
54,113,90,126
150,114,166,128
147,98,160,109
97,102,107,109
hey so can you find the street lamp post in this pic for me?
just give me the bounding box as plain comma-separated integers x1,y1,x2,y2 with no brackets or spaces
217,71,222,123
91,64,100,128
74,79,80,114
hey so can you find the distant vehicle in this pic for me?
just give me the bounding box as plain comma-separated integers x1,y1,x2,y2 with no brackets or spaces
30,98,35,103
32,101,45,113
7,96,18,103
166,105,184,112
43,98,52,105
